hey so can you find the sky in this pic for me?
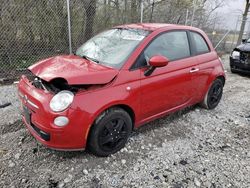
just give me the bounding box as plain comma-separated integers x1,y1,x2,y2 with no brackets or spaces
218,0,246,30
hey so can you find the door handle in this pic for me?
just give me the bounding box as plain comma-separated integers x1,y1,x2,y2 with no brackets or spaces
190,68,199,73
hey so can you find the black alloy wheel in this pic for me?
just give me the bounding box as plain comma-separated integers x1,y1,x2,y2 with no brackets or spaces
88,108,132,157
98,118,128,152
201,79,223,109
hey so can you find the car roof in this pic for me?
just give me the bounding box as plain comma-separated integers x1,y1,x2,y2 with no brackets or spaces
115,23,195,31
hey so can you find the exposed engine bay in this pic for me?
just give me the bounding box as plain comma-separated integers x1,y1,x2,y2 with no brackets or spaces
24,70,105,94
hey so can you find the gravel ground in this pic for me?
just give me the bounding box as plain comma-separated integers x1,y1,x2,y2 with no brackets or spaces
0,55,250,188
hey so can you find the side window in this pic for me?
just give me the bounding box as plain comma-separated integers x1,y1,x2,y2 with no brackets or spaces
145,31,190,61
190,32,210,54
132,31,191,69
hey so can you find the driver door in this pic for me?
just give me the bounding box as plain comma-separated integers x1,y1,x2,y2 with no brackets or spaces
137,31,199,120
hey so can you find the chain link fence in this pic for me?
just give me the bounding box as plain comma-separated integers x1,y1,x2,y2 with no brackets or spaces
0,0,237,83
0,0,143,82
207,31,235,54
1,0,70,81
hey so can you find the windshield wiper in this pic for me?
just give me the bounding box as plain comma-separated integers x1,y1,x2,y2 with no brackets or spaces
81,55,100,64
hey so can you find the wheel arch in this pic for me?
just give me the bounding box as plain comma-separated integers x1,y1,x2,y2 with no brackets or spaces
85,103,136,146
115,104,135,126
93,103,136,126
216,75,225,86
202,71,225,102
200,75,224,109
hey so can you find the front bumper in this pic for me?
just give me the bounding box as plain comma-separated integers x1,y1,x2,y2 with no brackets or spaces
18,76,91,150
230,56,250,74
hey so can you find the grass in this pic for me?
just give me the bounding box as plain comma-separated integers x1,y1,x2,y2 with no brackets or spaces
0,54,52,79
0,54,49,71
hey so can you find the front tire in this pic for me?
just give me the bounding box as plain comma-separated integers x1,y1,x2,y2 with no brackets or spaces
230,67,237,73
87,108,132,157
200,79,223,109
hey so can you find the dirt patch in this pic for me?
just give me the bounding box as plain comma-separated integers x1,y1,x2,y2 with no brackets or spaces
0,120,24,134
0,55,250,187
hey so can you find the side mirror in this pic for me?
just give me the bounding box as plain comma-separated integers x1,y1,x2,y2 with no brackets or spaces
145,55,169,76
149,55,169,67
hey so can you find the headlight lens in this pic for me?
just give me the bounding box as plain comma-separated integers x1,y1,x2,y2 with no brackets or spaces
50,91,74,112
231,51,240,59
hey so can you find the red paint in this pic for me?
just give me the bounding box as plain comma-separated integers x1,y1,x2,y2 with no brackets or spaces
18,23,225,150
149,55,169,67
29,55,119,85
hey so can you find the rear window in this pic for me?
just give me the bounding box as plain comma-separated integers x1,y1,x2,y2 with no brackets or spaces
190,32,210,54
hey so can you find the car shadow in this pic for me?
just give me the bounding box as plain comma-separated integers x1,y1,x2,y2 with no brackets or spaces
131,105,197,147
237,73,250,78
135,105,197,133
230,71,250,78
40,105,199,159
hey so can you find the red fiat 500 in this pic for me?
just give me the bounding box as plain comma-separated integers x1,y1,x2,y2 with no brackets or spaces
18,23,225,156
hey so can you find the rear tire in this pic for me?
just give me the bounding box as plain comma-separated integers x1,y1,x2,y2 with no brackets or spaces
200,79,223,110
87,107,132,157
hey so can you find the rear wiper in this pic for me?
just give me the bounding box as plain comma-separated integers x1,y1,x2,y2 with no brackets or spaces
81,55,100,64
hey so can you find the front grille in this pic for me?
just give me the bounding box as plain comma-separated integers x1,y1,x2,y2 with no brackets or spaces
240,52,250,64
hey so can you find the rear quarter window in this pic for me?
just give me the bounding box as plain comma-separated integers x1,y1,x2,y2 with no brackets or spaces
190,32,210,55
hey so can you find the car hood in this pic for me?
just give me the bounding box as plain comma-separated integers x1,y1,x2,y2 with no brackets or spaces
235,43,250,52
28,55,119,85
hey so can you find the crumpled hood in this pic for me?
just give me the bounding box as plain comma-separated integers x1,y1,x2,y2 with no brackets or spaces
28,55,119,85
236,43,250,52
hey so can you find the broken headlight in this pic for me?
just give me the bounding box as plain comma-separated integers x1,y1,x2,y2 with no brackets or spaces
231,51,240,59
50,90,74,112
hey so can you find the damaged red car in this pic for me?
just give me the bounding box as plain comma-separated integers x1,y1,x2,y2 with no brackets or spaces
18,23,225,156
